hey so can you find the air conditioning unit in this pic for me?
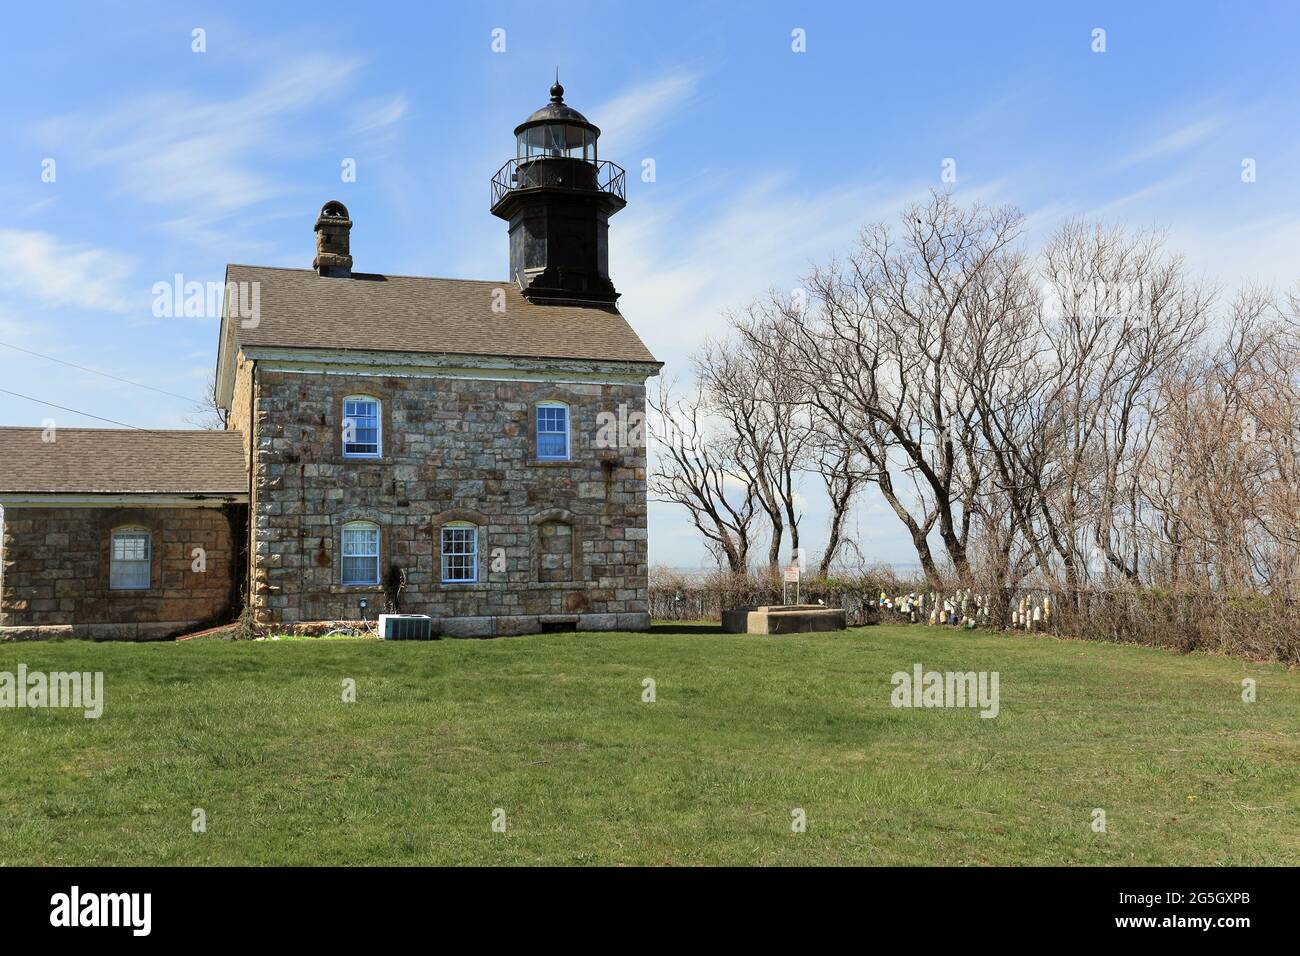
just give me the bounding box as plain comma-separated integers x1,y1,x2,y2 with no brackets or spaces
378,614,435,641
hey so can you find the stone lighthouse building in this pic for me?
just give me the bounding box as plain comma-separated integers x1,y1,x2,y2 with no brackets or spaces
0,82,660,640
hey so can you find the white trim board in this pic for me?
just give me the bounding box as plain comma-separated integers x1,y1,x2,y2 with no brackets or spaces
0,494,248,509
244,347,660,386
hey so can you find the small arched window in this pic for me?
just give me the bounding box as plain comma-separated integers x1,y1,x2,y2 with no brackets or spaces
441,521,479,584
341,521,381,585
535,401,570,460
343,396,381,458
110,527,151,590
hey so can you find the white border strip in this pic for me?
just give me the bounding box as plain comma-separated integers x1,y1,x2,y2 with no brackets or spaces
0,493,248,509
242,347,661,386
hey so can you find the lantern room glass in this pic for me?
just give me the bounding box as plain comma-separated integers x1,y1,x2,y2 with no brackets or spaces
517,123,597,162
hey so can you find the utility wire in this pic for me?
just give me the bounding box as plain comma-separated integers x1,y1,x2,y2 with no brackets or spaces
0,339,201,405
0,387,150,431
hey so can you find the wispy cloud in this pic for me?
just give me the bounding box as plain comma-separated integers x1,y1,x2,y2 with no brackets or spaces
0,228,135,312
592,68,699,156
1117,116,1225,168
1165,211,1300,291
350,93,409,136
31,55,401,255
615,172,922,372
1084,169,1203,219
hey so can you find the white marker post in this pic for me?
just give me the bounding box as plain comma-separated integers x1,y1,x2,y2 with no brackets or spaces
783,563,800,605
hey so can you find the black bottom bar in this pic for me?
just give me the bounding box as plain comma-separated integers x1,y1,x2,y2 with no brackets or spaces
0,866,1288,942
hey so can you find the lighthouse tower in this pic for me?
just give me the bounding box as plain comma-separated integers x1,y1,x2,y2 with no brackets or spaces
490,79,627,305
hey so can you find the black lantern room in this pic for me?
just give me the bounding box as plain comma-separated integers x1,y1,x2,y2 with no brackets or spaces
490,80,626,305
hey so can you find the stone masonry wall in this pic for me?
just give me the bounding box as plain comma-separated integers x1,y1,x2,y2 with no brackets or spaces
227,352,256,605
228,354,255,466
250,370,649,634
0,506,240,640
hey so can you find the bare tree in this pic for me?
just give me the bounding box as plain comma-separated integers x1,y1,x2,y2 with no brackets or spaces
695,308,812,570
809,419,869,577
185,368,230,430
1146,288,1298,591
663,192,1290,606
954,220,1209,604
647,380,759,573
769,191,1024,587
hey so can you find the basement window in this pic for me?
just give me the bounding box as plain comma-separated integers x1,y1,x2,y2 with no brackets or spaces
110,529,151,590
342,396,381,458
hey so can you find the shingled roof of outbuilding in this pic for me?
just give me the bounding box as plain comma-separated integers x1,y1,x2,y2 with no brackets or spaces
223,265,660,365
0,428,247,496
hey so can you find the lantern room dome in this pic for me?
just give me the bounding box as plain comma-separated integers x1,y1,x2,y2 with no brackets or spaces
517,80,598,132
518,82,597,130
513,80,600,162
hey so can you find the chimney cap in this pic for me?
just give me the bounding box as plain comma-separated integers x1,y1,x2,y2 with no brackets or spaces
316,200,351,226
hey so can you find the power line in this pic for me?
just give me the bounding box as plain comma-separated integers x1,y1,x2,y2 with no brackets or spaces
0,387,149,431
0,340,201,405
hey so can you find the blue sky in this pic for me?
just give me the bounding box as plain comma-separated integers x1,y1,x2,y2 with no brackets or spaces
2,1,1299,570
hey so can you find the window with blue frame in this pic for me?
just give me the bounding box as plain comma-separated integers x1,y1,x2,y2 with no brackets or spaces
343,396,380,458
536,402,570,460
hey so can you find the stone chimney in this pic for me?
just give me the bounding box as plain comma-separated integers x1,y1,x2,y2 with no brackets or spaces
313,200,353,278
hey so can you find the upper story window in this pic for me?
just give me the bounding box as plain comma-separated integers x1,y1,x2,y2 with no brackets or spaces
536,402,570,460
441,522,479,584
341,521,380,585
343,396,381,458
110,528,151,591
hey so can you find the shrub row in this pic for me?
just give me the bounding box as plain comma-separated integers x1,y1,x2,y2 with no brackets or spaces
649,568,1299,663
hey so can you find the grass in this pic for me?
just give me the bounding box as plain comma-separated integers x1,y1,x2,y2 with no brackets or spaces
1,623,1297,865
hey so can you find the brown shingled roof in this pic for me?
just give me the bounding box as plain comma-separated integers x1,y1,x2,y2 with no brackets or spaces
225,265,660,365
0,428,247,496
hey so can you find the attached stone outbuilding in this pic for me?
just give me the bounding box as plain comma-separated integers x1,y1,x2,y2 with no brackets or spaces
0,81,659,641
0,428,248,641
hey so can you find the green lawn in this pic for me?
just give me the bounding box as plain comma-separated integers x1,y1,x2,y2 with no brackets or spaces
1,623,1296,865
